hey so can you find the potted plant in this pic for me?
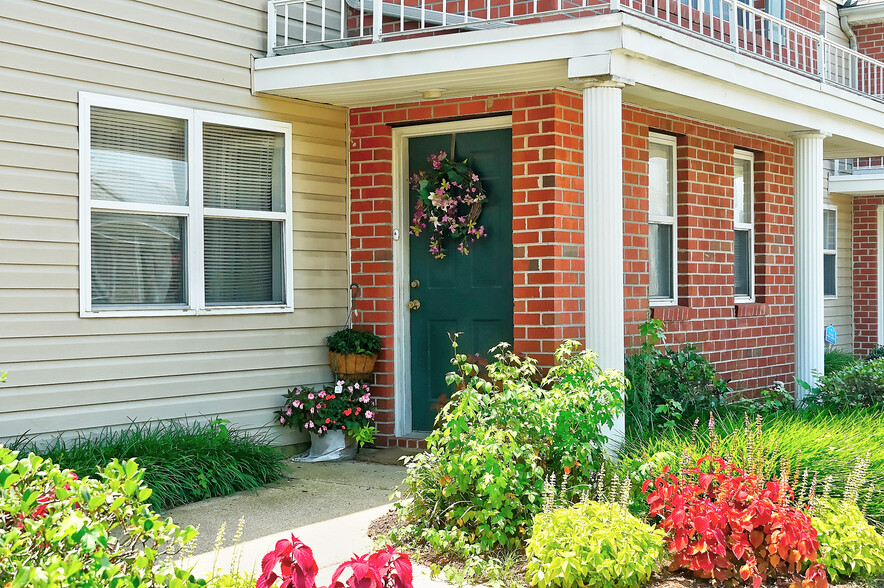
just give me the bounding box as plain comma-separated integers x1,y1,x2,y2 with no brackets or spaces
276,380,377,462
327,328,382,381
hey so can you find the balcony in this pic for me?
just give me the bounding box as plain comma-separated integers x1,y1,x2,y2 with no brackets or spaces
266,0,884,103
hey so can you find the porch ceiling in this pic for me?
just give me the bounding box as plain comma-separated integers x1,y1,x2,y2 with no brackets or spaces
254,12,884,158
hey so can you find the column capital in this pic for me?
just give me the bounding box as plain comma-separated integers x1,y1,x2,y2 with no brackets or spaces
569,74,634,89
788,130,831,141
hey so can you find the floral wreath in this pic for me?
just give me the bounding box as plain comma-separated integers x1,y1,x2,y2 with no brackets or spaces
409,151,487,259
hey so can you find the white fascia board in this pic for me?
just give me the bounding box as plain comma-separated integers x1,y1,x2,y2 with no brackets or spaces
614,16,884,153
840,3,884,25
254,13,624,90
829,173,884,195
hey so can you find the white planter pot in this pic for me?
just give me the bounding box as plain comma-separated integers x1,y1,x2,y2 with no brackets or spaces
291,430,357,463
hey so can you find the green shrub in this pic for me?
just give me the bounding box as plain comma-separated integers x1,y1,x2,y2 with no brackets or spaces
401,340,625,553
526,501,663,588
625,319,729,438
824,348,859,374
867,345,884,362
618,409,884,526
0,446,204,587
10,418,285,511
326,328,382,356
813,499,884,582
814,358,884,409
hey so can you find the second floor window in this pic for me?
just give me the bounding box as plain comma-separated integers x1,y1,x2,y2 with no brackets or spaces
734,150,754,302
649,133,677,304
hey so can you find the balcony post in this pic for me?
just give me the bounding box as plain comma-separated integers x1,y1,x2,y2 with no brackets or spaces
579,76,626,446
790,130,829,403
267,0,277,56
728,0,737,49
373,0,383,42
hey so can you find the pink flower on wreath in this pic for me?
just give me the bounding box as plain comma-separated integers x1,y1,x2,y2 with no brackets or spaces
286,408,292,416
280,416,286,424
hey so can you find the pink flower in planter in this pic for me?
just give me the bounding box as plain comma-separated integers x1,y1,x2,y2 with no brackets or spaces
366,411,374,420
279,416,286,424
308,393,315,400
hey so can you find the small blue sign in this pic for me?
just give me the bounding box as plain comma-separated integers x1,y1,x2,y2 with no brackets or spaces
825,325,837,345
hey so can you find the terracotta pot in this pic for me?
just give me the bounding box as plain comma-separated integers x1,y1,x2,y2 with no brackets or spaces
328,351,377,381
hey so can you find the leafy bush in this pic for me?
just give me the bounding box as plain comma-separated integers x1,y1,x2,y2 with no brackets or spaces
824,348,858,375
0,446,203,587
814,358,884,409
326,328,382,356
10,418,285,511
813,499,884,582
625,319,730,438
526,500,663,588
401,340,625,553
867,345,884,362
619,409,884,527
726,383,794,416
644,456,826,587
257,536,413,588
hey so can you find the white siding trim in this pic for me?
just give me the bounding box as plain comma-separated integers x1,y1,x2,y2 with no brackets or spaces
78,91,295,318
878,205,884,346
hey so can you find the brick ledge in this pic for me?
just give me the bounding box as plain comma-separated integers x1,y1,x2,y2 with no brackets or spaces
651,305,692,322
734,302,770,317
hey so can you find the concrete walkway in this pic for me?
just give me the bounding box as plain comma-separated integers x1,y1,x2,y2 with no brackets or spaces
168,452,453,587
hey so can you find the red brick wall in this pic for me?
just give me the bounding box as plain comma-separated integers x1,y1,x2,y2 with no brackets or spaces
350,92,796,447
786,0,820,33
855,23,884,61
622,108,795,394
854,197,884,354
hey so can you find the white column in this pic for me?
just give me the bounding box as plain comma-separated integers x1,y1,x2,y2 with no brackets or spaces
791,130,828,402
582,78,625,443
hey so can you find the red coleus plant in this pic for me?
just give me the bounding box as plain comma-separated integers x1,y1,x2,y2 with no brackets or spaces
643,456,827,588
257,536,413,588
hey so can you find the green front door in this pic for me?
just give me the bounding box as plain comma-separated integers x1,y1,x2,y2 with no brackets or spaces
408,128,514,432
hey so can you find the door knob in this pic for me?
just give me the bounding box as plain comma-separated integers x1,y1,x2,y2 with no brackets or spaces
408,299,421,310
410,280,420,288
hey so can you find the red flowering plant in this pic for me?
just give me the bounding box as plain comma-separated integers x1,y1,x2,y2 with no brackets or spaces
257,536,413,588
409,151,487,259
277,380,377,446
642,456,827,588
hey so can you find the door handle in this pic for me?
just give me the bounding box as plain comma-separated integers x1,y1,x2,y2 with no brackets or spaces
408,299,421,311
410,280,420,288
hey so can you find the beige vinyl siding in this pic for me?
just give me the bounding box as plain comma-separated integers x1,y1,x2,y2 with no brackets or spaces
0,0,349,445
823,190,854,353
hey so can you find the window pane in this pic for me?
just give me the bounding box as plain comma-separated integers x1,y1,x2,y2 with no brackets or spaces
90,107,187,205
734,158,752,225
823,209,836,251
649,142,673,217
650,223,673,298
91,211,185,306
204,218,285,305
824,253,836,297
203,124,284,212
735,229,751,297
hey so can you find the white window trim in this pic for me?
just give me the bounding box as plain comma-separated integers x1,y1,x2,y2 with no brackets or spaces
734,149,755,303
649,132,678,307
78,92,294,318
823,204,837,300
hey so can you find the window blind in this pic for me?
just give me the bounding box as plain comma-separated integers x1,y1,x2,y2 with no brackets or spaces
204,218,284,305
203,123,283,212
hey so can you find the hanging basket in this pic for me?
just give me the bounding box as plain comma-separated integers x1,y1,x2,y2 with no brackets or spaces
328,352,377,381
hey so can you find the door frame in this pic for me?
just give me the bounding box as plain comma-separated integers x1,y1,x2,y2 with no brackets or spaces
391,116,513,437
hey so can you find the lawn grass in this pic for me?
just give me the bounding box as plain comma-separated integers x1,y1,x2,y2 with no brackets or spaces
619,408,884,527
9,418,286,511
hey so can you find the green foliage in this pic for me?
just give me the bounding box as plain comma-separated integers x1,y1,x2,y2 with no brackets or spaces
618,409,884,526
625,319,730,438
725,383,794,417
10,418,285,511
867,345,884,362
326,328,382,356
0,446,204,588
526,501,663,588
813,499,884,582
814,357,884,409
824,348,859,375
401,339,625,553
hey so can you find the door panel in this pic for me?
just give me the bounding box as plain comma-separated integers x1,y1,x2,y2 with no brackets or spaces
408,128,513,432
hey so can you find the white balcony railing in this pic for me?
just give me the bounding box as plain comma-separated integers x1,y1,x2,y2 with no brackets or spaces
266,0,884,103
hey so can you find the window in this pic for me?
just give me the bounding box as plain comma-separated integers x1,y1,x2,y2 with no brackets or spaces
824,206,837,298
79,93,293,317
649,133,677,304
733,150,754,302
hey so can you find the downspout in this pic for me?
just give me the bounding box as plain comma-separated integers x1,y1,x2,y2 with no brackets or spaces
839,14,857,50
